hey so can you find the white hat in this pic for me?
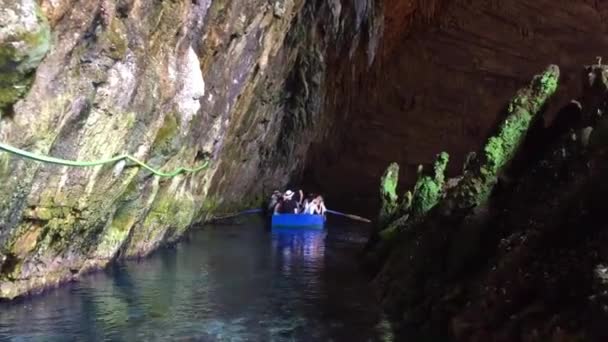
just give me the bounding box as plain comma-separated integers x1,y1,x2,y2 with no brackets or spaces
284,190,294,198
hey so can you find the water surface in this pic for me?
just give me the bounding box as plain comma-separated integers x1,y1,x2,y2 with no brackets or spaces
0,216,393,341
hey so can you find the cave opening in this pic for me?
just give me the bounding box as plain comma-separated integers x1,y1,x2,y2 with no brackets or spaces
297,0,607,219
3,0,608,340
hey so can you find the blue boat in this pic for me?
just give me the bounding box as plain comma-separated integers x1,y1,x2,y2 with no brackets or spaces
271,214,325,229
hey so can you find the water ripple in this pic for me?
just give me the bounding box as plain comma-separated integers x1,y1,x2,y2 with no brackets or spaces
0,217,386,341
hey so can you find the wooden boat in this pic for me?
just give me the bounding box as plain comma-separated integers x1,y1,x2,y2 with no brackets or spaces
271,213,325,229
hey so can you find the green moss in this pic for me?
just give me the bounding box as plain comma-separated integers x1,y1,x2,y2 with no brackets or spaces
201,195,221,214
0,153,10,179
26,206,70,221
29,213,80,253
120,180,196,255
103,19,128,60
110,207,135,233
410,152,449,217
170,195,195,237
94,206,136,257
378,162,400,228
123,111,137,129
0,6,51,114
148,0,185,53
151,112,179,155
454,65,560,209
375,66,557,246
0,61,34,113
0,44,35,114
375,153,448,242
411,176,441,216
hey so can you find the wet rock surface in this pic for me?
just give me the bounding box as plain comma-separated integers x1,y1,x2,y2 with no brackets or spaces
0,0,381,299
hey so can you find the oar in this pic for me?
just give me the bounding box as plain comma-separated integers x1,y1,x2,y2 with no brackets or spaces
207,208,263,221
326,209,371,223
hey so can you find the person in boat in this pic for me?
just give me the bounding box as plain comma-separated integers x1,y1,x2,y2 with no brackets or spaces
316,195,327,216
304,195,326,216
275,189,299,214
267,190,282,214
302,193,314,210
294,189,304,212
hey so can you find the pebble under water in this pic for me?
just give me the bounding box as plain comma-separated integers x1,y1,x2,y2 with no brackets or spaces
0,216,394,341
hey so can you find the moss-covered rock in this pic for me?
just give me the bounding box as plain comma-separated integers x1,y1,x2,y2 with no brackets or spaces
410,151,449,216
450,65,560,210
376,152,449,243
372,65,561,336
378,162,399,228
103,18,129,60
0,0,51,115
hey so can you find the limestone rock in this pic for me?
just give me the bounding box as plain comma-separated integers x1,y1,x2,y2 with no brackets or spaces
0,0,365,299
0,0,51,115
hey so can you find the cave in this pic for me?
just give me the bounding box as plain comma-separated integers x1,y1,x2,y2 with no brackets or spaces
2,0,608,340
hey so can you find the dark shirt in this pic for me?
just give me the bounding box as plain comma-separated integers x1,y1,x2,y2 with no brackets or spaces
294,191,302,203
279,199,298,214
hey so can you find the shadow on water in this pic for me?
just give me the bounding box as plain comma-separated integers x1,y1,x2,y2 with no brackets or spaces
0,215,400,341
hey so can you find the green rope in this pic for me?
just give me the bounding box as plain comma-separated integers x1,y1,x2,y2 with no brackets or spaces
0,141,209,177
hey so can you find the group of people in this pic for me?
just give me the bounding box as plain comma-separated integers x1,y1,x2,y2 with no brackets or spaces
268,189,327,215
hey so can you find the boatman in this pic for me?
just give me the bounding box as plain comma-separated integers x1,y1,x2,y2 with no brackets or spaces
277,190,298,214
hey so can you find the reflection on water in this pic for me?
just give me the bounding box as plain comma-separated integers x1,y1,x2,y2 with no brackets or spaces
0,216,393,341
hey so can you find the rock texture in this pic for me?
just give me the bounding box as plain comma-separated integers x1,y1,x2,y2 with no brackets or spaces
0,0,381,299
304,0,608,215
369,63,608,340
0,0,50,114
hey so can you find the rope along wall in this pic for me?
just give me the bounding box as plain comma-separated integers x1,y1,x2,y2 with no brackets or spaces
0,141,209,177
1,142,374,222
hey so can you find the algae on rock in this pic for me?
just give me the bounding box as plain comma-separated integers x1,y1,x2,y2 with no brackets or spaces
377,152,449,242
410,151,449,217
376,65,559,244
447,65,560,212
0,0,51,115
378,162,399,229
371,65,561,334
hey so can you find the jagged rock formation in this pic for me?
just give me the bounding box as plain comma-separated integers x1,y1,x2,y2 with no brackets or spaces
0,0,382,299
370,64,608,340
305,0,608,215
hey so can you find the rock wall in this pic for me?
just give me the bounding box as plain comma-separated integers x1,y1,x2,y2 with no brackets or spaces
0,0,381,299
368,63,608,341
304,0,608,215
2,0,607,306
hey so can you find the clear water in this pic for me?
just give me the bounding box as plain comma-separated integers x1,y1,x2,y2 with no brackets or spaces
0,216,394,341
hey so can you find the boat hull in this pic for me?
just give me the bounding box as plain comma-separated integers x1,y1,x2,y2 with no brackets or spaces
271,214,324,229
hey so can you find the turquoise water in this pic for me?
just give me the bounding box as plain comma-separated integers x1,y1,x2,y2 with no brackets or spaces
0,216,393,341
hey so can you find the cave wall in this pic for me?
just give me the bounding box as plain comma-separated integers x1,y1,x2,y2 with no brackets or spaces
366,63,608,341
305,0,608,215
0,0,380,299
2,0,607,302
